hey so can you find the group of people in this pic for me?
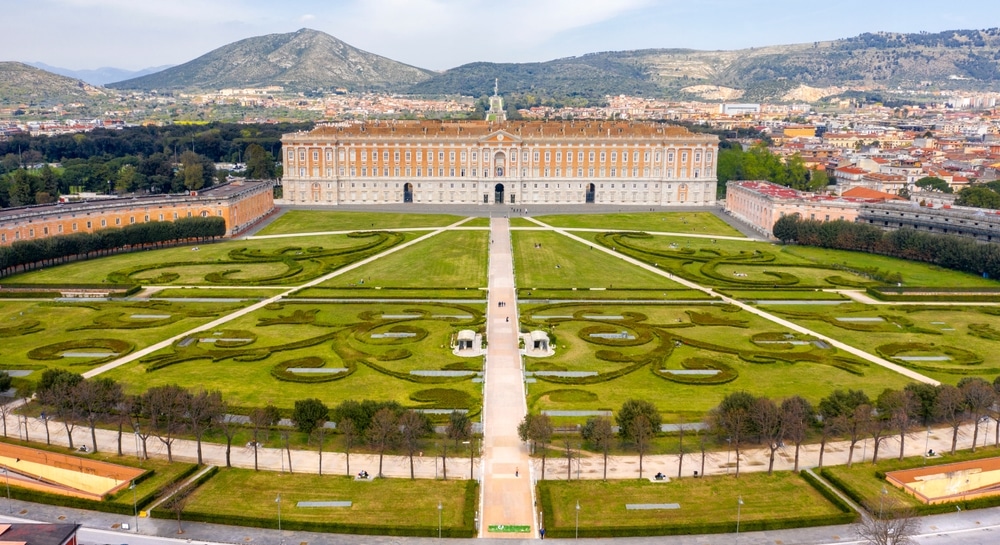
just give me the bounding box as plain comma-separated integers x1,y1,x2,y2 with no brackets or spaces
357,470,370,479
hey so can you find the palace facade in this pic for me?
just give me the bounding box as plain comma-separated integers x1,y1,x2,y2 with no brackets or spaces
280,120,718,207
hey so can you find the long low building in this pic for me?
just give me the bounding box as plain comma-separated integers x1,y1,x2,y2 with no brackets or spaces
280,119,719,207
0,180,275,246
724,180,901,238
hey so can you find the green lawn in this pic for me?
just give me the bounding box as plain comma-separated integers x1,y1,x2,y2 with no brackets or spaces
104,302,485,412
259,211,464,235
320,230,488,288
183,468,474,534
782,246,1000,288
461,217,491,227
770,304,1000,384
534,212,744,236
521,302,912,423
513,231,683,289
518,288,715,301
0,300,248,381
152,287,288,299
540,471,849,537
2,233,399,286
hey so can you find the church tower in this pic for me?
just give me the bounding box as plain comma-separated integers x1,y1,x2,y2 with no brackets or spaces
486,78,506,122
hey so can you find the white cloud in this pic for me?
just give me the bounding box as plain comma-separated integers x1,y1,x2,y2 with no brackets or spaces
301,13,316,23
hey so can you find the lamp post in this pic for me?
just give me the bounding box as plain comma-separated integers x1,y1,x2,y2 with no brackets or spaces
438,501,443,538
463,439,476,480
130,480,138,533
276,493,282,533
736,496,743,544
575,500,580,539
880,486,888,518
924,426,931,465
134,430,142,466
725,437,732,475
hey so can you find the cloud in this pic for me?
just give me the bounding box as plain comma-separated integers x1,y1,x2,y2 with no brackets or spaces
300,13,316,23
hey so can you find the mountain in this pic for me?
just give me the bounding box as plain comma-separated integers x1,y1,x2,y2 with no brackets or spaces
409,28,1000,102
27,62,174,86
0,62,112,106
107,28,435,92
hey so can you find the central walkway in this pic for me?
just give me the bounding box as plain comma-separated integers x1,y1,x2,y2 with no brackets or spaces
479,216,536,538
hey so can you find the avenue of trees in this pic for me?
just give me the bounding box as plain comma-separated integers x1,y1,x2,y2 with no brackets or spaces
0,122,305,208
772,214,1000,280
0,216,227,278
569,378,1000,482
23,372,470,480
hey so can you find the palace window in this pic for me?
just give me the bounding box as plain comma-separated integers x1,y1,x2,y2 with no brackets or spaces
600,152,606,162
384,151,390,161
416,151,422,161
589,152,595,161
326,151,332,161
611,152,617,162
545,152,551,161
406,151,412,161
533,152,539,161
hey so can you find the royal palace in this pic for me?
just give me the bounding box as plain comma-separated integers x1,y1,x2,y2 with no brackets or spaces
280,117,719,207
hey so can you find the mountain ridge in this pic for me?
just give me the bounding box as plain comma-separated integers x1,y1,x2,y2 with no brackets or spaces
106,28,435,92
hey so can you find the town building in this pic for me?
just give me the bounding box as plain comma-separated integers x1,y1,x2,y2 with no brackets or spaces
280,117,719,207
857,202,1000,242
0,180,275,246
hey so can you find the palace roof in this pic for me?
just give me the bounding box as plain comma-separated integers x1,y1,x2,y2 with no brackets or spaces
289,120,713,142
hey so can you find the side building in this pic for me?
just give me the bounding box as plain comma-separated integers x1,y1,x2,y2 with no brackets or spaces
0,180,275,246
857,202,1000,243
724,180,902,239
280,120,718,207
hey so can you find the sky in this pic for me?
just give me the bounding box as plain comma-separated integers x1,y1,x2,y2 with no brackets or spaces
6,0,1000,72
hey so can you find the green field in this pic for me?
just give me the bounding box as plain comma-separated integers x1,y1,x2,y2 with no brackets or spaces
258,210,464,235
540,471,849,537
534,212,744,236
104,301,485,412
521,302,912,423
320,230,489,288
182,468,475,535
513,231,683,289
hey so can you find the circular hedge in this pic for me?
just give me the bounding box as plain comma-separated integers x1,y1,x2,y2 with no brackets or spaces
28,338,134,365
271,356,353,383
654,357,738,385
546,389,599,403
578,325,652,347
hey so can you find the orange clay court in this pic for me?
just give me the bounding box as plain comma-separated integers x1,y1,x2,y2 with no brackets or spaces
887,456,1000,505
0,443,144,501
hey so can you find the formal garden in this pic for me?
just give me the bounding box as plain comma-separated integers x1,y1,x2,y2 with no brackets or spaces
4,209,1000,537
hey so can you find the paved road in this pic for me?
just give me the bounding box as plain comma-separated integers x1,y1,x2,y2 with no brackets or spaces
479,217,536,539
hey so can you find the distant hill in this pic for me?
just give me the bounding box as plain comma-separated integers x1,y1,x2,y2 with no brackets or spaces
107,28,435,92
410,28,1000,101
0,62,112,106
27,62,174,86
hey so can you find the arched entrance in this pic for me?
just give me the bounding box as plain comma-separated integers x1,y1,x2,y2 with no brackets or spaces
494,183,504,204
494,151,506,177
678,183,688,202
311,182,321,202
404,183,414,203
585,183,596,203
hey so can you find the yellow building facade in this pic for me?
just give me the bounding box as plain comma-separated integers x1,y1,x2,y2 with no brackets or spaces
281,120,718,206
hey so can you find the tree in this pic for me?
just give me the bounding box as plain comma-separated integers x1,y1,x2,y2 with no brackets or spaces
934,384,966,455
368,408,400,478
446,411,472,449
914,176,952,194
960,378,995,452
581,416,614,481
340,418,358,477
399,410,431,480
956,185,1000,209
76,377,121,453
216,403,240,468
631,415,654,479
752,397,783,475
248,403,280,471
819,389,871,467
781,396,814,472
36,369,83,449
186,389,223,465
879,389,916,461
144,385,191,462
709,391,756,477
244,143,276,179
292,398,329,435
772,213,801,244
518,414,553,479
616,399,662,445
855,495,919,545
